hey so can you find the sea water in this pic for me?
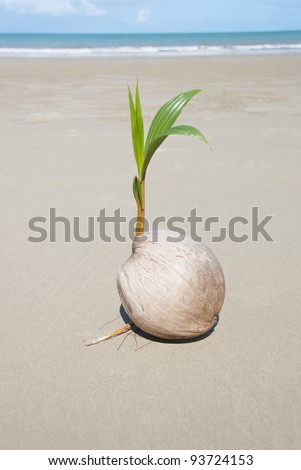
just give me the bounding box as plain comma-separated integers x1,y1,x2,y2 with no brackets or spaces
0,31,300,57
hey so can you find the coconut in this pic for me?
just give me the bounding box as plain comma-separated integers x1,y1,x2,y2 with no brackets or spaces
117,231,225,339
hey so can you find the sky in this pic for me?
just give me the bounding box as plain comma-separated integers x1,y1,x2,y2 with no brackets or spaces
0,0,300,34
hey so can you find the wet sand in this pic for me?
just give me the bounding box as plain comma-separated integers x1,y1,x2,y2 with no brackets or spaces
0,55,300,449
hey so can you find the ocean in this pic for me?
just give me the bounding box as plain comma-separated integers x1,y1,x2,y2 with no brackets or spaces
0,31,300,57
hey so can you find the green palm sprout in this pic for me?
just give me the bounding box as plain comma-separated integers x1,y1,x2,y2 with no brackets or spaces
128,83,208,236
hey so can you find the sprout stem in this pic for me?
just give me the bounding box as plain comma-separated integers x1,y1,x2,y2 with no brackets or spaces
135,179,145,237
85,322,134,346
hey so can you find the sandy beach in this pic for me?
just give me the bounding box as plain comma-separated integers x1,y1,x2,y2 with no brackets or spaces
0,55,300,449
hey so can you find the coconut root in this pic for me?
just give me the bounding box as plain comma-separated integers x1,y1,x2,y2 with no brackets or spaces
85,322,134,346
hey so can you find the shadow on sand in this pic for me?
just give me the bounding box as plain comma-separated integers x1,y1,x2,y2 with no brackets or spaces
119,305,219,344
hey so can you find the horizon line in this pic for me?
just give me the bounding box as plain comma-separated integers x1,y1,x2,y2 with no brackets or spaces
0,29,301,35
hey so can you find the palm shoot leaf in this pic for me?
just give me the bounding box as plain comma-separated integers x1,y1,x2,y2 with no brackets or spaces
155,125,208,144
142,89,201,179
133,176,143,209
128,84,144,178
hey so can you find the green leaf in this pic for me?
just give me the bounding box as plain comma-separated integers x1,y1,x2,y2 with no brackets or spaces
135,82,144,170
128,84,144,179
155,125,208,144
142,89,201,179
133,176,143,209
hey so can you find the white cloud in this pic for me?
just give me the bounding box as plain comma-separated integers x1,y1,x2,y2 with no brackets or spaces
136,7,150,23
80,0,105,16
0,0,106,16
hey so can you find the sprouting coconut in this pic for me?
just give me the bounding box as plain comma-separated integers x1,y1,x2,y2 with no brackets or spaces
86,84,225,345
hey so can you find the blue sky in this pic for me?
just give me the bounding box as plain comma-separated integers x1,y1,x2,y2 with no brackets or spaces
0,0,300,34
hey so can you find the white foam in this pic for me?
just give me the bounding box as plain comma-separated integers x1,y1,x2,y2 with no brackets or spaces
234,43,301,50
0,43,300,58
